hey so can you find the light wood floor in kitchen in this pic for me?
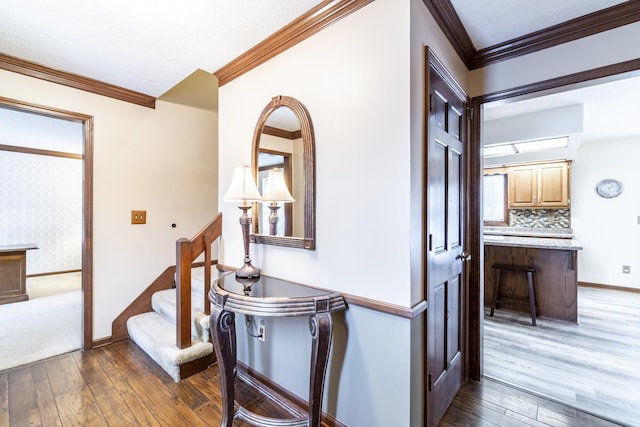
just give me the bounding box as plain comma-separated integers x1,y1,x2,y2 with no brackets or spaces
483,286,640,427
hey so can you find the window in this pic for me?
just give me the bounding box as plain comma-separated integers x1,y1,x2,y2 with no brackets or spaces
483,169,508,226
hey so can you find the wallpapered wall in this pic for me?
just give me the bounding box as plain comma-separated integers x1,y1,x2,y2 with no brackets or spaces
0,151,82,275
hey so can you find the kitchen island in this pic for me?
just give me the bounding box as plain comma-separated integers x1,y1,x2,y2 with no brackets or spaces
484,234,582,323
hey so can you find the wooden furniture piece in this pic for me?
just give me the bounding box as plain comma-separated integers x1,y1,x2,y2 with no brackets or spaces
508,161,570,209
0,244,38,305
490,263,538,326
209,271,346,427
484,235,581,323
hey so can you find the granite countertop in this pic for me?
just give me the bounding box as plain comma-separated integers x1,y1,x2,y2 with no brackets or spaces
483,226,573,239
483,234,583,251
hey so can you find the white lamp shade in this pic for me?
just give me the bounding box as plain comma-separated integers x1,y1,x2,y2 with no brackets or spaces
223,165,262,203
262,168,295,202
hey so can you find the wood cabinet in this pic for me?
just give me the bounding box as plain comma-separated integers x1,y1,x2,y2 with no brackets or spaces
508,161,570,208
484,243,578,323
0,244,38,305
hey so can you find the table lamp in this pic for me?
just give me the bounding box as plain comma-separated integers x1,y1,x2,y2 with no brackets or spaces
223,165,262,278
261,168,295,236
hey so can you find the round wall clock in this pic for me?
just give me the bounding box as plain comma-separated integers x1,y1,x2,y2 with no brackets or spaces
595,179,623,198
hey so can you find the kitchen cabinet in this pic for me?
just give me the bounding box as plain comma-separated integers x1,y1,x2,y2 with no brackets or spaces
508,161,570,208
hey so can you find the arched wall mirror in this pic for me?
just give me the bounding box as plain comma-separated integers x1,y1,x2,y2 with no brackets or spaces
250,95,316,250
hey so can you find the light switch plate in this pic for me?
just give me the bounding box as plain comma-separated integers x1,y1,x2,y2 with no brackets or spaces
131,210,146,224
622,265,631,274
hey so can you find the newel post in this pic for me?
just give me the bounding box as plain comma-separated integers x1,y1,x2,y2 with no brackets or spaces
176,238,192,349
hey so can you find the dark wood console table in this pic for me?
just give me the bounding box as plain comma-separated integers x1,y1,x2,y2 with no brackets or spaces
209,271,346,427
0,244,38,305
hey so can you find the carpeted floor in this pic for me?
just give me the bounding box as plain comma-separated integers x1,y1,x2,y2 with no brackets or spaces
26,271,82,299
0,288,81,372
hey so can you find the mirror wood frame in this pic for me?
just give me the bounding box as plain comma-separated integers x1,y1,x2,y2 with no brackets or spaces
250,95,316,250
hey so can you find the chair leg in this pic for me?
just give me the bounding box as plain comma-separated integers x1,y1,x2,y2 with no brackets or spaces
526,271,536,326
490,269,502,317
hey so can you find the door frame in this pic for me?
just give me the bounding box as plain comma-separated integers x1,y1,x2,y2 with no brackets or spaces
466,58,640,381
0,96,94,350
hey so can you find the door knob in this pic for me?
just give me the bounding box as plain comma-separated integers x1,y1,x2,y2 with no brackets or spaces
457,252,471,261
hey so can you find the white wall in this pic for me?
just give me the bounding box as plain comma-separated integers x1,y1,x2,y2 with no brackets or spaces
219,2,412,424
218,0,466,425
0,69,219,339
572,137,640,289
219,0,412,308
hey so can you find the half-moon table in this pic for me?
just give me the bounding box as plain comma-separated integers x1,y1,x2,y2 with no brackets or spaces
209,271,346,427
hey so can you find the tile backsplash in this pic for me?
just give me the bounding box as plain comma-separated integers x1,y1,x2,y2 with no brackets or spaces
509,209,570,228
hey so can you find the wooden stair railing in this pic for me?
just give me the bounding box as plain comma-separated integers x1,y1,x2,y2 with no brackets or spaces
175,212,223,349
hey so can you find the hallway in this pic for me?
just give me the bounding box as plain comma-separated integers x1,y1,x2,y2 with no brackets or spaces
483,286,640,426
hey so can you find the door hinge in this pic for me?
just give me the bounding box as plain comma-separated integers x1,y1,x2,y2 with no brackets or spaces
429,94,433,112
467,106,474,120
428,373,433,391
428,234,433,251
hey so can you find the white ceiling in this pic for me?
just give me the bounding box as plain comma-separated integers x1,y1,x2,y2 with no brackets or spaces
1,0,638,146
1,1,630,98
0,0,323,97
450,0,628,49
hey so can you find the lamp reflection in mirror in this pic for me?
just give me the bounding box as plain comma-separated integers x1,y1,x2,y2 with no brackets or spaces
223,165,262,278
261,168,295,236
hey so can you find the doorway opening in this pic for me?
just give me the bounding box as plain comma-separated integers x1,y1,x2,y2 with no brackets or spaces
472,68,640,426
0,96,94,366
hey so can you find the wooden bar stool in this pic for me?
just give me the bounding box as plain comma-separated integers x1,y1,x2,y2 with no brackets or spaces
490,263,538,326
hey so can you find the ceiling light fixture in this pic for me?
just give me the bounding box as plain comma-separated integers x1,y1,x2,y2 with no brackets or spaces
484,136,569,157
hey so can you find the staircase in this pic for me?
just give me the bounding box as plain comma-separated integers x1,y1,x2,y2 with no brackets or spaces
126,266,214,382
113,213,223,382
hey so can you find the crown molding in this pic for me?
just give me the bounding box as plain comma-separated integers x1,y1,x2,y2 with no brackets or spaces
423,0,640,70
471,1,640,69
422,0,475,69
473,57,640,105
215,0,374,86
0,52,156,109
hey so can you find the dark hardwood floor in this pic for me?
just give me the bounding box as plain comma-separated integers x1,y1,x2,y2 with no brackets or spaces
1,334,625,426
440,377,621,427
0,340,325,427
484,286,640,427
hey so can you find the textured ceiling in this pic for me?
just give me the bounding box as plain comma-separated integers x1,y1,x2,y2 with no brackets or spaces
450,0,629,49
0,0,323,97
0,0,637,139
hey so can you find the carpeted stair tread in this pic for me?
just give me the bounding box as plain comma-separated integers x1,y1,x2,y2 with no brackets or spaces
174,266,209,297
151,289,210,341
127,311,212,382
